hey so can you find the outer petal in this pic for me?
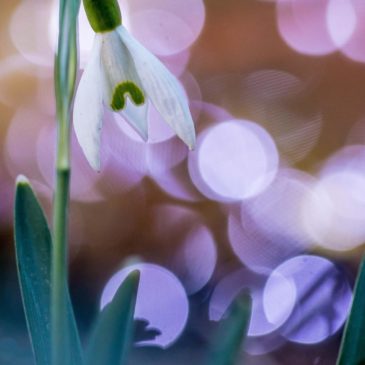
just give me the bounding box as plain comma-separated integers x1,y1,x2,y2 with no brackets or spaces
73,35,103,171
117,26,196,149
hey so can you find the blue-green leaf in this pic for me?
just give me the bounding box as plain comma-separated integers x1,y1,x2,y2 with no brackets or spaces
206,291,252,365
337,257,365,365
86,270,140,365
14,176,83,365
55,0,80,115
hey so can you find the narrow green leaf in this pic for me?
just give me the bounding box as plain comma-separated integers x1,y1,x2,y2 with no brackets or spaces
337,257,365,365
55,0,80,116
14,176,83,365
206,291,252,365
86,270,140,365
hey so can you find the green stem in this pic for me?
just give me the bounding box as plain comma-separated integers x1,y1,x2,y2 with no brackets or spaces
51,0,79,362
51,111,71,365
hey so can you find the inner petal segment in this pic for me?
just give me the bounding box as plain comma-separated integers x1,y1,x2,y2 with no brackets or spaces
111,81,145,111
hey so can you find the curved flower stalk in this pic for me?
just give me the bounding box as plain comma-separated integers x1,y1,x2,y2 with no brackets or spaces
74,0,196,170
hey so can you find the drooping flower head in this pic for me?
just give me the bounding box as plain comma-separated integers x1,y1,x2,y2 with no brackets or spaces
74,0,196,170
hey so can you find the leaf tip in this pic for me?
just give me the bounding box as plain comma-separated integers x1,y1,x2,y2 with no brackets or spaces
127,269,141,287
121,269,141,303
238,289,252,305
16,175,30,187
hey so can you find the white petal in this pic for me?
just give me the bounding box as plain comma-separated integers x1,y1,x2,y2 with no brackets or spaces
119,99,148,141
117,26,196,149
73,35,103,171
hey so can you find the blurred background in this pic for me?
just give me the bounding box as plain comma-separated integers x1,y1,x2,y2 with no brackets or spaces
1,0,365,363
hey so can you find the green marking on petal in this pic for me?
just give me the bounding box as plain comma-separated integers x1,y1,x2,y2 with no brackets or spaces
111,82,145,111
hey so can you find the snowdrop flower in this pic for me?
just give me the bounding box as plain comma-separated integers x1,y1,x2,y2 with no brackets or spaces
74,0,196,170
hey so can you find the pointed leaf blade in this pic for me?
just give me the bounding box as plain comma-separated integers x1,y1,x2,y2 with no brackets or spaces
14,176,83,365
206,291,252,365
337,257,365,365
86,270,140,365
14,176,52,364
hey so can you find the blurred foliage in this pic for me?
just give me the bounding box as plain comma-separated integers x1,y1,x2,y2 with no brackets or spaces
337,257,365,365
